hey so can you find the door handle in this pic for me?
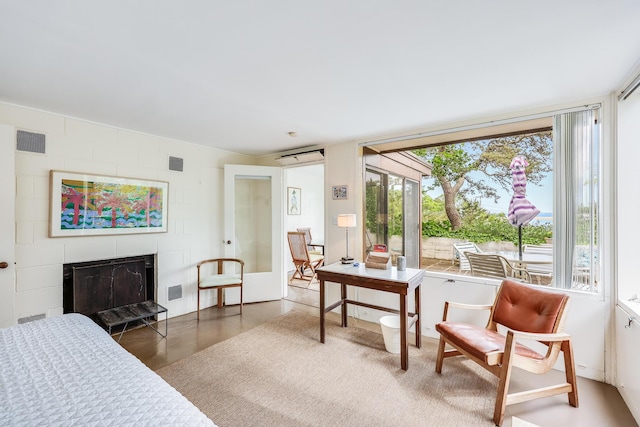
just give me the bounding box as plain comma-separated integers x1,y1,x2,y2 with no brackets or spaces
0,262,8,269
223,240,232,245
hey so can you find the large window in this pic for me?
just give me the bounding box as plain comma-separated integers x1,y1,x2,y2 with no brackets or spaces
363,107,601,293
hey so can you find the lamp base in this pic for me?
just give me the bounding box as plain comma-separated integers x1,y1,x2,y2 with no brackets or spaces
341,257,354,264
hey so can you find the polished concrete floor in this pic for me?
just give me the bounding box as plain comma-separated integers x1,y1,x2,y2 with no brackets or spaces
119,291,637,427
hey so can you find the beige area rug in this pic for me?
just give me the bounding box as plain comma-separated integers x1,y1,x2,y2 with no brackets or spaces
157,311,504,427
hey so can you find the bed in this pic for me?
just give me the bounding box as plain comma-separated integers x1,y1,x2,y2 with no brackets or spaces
0,313,216,426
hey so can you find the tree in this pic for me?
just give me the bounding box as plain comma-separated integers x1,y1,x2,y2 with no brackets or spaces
414,132,553,230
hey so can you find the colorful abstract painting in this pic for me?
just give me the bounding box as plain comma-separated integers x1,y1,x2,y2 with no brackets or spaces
50,171,168,237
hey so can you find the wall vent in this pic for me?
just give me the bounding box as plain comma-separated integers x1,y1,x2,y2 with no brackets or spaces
168,284,182,301
18,313,46,324
16,130,46,154
169,156,184,172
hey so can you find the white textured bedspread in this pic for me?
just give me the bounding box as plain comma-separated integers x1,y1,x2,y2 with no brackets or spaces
0,313,216,426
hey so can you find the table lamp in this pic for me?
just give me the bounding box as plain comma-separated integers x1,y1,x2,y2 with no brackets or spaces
337,214,357,264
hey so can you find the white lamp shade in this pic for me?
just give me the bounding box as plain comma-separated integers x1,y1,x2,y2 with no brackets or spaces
337,214,357,228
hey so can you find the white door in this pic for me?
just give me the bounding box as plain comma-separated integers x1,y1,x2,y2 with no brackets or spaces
223,164,283,303
0,124,16,327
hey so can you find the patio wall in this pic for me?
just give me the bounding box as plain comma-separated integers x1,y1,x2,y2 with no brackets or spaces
420,237,517,260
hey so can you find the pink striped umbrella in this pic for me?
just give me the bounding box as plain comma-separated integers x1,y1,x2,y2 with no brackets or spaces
508,156,540,260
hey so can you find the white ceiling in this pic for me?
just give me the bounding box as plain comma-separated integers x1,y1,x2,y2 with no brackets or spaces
1,1,639,156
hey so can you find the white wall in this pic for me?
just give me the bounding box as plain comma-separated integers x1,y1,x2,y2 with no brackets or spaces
616,68,640,420
1,102,255,323
617,81,640,303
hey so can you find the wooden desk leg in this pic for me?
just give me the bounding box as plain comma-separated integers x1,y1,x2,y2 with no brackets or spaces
400,294,408,370
320,278,325,343
341,283,348,327
415,285,421,348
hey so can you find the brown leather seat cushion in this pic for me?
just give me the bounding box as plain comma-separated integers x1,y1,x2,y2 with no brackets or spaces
435,321,544,364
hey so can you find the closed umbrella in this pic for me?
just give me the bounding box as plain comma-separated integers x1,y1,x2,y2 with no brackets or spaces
507,156,540,260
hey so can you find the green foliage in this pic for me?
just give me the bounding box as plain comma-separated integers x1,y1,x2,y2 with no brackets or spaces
420,193,551,245
412,134,554,244
421,217,551,245
388,187,403,236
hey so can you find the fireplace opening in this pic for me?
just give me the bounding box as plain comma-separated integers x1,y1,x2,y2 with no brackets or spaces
63,254,156,322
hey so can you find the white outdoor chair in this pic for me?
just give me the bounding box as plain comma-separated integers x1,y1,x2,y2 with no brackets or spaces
464,252,531,283
452,242,481,272
523,244,553,284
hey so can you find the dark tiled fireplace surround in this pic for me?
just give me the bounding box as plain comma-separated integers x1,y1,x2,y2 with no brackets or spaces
63,254,156,321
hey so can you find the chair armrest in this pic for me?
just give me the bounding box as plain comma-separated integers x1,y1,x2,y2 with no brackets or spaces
442,301,493,321
509,265,532,282
507,329,571,342
446,301,493,310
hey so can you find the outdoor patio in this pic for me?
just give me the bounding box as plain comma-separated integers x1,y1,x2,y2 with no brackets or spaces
421,256,593,289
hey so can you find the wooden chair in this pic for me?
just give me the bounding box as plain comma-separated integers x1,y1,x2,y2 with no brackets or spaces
435,279,578,426
465,252,531,283
196,258,244,320
296,227,322,255
288,231,324,284
452,242,481,272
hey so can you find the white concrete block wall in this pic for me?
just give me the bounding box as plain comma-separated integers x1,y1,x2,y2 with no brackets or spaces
2,101,255,321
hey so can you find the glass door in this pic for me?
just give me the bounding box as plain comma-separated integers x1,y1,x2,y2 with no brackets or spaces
224,165,283,303
365,168,422,268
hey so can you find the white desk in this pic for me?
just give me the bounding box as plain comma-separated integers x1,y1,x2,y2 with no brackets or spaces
316,262,425,370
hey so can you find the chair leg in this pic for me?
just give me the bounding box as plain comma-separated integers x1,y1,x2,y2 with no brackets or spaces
289,265,303,284
563,340,579,407
197,287,201,321
435,337,446,373
239,285,243,315
494,333,516,427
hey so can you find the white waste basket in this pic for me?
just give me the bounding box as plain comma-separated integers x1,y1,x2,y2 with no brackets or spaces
379,315,401,354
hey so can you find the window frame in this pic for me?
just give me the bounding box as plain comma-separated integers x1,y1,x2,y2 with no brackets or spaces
361,108,603,295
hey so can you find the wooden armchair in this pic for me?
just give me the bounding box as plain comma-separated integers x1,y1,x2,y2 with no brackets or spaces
435,279,578,426
287,231,324,284
197,258,244,320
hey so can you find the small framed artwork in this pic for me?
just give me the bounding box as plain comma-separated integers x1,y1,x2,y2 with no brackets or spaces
332,185,348,200
50,170,169,237
287,187,301,215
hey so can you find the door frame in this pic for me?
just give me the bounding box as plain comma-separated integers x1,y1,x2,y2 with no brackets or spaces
0,124,16,327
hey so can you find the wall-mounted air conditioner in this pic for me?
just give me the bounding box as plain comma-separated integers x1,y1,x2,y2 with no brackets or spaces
275,146,324,166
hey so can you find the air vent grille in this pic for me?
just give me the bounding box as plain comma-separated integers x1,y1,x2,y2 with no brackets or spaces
169,156,184,171
18,313,46,324
168,285,182,301
16,130,46,154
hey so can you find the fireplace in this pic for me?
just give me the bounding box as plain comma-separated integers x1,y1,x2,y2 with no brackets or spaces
63,254,156,320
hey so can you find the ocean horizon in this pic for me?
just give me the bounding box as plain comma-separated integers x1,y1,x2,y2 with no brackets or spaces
533,212,552,224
